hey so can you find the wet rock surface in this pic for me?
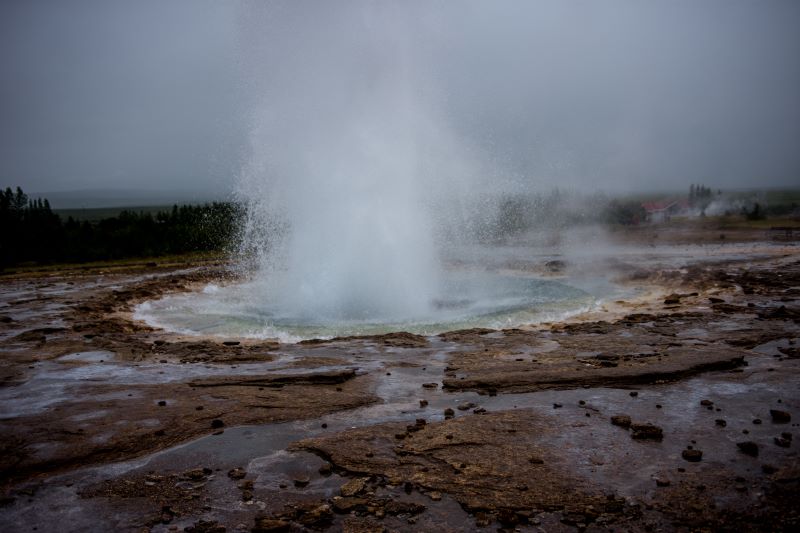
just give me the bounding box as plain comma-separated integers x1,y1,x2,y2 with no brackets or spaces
293,410,622,514
1,240,799,531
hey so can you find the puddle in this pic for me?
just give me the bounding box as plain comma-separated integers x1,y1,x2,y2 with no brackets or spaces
58,351,117,363
0,355,362,418
2,337,798,532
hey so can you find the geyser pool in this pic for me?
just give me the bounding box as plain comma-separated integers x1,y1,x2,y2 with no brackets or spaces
135,271,594,342
187,2,600,339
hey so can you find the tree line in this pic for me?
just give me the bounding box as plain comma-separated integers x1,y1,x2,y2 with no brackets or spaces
1,187,241,268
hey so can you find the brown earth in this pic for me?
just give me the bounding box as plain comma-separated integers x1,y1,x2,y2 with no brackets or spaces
0,228,799,531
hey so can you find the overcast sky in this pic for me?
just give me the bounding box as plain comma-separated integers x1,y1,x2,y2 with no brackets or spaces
1,0,798,199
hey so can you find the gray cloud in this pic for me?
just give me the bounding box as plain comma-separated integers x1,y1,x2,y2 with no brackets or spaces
0,0,242,195
1,0,798,197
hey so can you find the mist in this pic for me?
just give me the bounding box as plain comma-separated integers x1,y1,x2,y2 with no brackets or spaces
1,0,798,198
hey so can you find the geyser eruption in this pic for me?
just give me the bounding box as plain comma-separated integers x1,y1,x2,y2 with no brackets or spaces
237,96,445,322
234,3,459,323
135,2,597,340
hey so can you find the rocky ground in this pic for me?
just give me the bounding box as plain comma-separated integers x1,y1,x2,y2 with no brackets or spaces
0,232,798,532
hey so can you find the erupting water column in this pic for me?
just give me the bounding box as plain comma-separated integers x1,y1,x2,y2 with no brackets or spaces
234,4,449,324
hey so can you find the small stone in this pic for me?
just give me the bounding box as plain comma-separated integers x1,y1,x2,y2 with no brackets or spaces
529,456,544,464
419,400,429,408
553,403,563,409
321,423,327,428
183,468,208,481
252,517,290,532
762,464,778,474
422,382,438,389
195,405,204,411
428,491,442,501
715,419,727,427
737,441,759,457
611,415,632,428
318,463,332,476
386,500,426,516
700,399,713,407
297,504,333,528
753,418,762,425
331,496,367,513
656,404,662,409
293,476,310,488
228,467,247,480
210,419,225,429
579,400,586,405
682,449,703,462
340,477,367,497
631,423,663,440
770,409,791,423
497,508,520,526
774,436,791,448
655,478,671,487
457,402,475,411
629,391,639,397
158,400,166,406
444,408,455,418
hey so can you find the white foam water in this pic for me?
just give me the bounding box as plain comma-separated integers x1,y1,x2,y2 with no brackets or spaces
134,272,595,342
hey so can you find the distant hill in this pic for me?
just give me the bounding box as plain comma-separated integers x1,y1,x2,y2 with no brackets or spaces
28,188,229,209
